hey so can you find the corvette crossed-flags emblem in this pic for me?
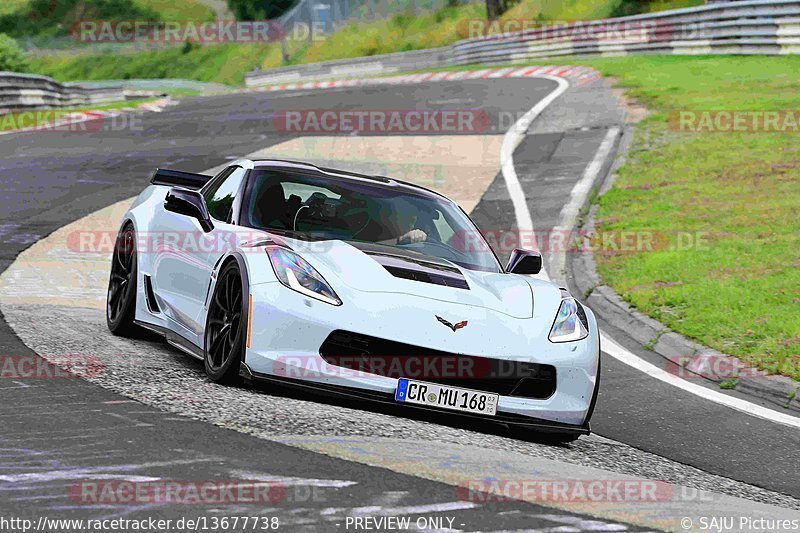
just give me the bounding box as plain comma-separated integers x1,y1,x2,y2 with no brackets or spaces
435,315,468,332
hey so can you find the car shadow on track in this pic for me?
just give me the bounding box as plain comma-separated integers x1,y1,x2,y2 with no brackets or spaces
233,361,579,447
126,331,578,447
245,377,576,445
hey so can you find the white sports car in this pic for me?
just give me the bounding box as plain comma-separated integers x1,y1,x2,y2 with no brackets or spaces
106,159,600,442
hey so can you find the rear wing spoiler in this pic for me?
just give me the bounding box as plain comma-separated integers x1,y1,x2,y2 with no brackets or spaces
150,168,213,190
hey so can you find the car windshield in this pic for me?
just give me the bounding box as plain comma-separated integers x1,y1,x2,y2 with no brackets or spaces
241,169,501,273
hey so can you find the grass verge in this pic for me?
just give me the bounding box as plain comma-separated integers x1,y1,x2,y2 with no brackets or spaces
560,56,800,381
26,0,699,85
30,43,273,86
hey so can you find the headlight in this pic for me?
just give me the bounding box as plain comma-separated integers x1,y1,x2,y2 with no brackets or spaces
266,247,342,306
548,292,589,342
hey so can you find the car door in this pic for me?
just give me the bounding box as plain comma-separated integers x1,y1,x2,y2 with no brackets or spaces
152,165,247,344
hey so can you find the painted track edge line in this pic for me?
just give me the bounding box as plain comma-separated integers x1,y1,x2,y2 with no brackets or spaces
499,73,569,283
549,127,620,281
601,332,800,430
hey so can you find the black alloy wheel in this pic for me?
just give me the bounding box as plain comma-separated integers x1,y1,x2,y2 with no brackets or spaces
107,223,138,336
204,260,245,384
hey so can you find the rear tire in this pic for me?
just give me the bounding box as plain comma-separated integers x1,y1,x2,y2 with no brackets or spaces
106,223,139,336
204,261,245,385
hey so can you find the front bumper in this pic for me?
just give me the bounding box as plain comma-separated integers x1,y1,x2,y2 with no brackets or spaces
243,281,600,427
240,362,590,436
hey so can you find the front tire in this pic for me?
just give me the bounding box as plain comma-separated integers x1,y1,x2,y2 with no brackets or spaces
204,261,245,385
106,223,138,336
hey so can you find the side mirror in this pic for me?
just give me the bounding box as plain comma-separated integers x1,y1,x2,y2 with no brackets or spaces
164,188,214,232
506,248,542,274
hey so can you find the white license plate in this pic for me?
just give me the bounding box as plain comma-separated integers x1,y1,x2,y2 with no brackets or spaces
394,378,498,416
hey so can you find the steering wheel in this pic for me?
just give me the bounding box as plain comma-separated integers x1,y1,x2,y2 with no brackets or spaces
403,239,472,263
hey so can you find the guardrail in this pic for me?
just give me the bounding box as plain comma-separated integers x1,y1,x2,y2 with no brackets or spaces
0,72,125,113
245,47,452,87
245,0,800,87
451,0,800,64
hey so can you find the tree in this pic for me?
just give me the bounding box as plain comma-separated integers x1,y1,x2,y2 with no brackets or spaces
226,0,297,20
485,0,511,19
0,33,29,73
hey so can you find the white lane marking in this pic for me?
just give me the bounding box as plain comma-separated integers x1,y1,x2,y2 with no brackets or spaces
549,127,620,279
0,472,161,483
499,74,569,281
350,501,478,515
601,332,800,430
232,472,357,488
502,78,800,430
488,526,583,533
0,381,31,389
533,515,629,531
0,458,212,482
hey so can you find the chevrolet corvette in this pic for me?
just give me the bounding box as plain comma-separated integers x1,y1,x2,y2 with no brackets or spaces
106,159,600,442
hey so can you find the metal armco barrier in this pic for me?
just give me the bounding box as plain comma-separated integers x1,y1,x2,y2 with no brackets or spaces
0,72,124,112
245,47,452,87
245,0,800,87
451,0,800,63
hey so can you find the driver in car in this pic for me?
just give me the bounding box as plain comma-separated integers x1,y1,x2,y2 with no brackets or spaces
380,197,428,245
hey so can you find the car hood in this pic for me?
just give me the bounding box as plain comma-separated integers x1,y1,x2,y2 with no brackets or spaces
285,238,541,319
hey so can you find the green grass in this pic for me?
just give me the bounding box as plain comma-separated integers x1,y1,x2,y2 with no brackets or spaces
134,0,215,21
30,42,273,86
25,0,699,84
502,0,624,21
296,3,486,64
293,0,702,66
555,56,800,381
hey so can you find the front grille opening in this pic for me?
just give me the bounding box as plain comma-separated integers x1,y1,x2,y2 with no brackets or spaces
319,330,556,399
510,375,557,400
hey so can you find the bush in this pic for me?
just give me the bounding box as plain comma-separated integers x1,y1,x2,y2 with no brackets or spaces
0,0,160,38
226,0,295,20
0,33,29,72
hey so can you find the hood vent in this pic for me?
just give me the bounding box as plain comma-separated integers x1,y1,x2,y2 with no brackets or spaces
352,244,471,290
383,265,469,290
